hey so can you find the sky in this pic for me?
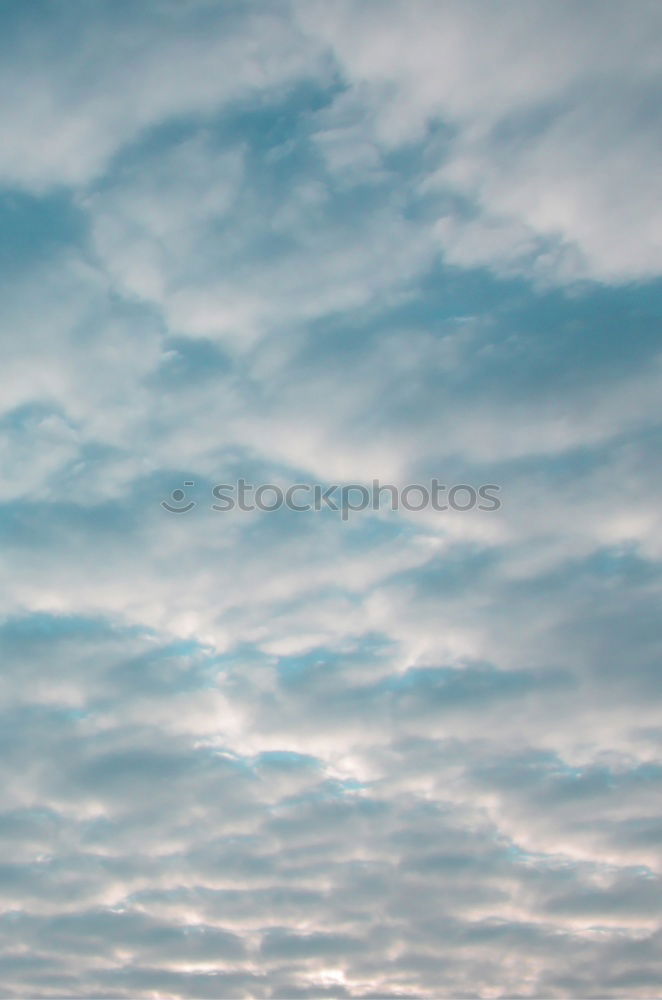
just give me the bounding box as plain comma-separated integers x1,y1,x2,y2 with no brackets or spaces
0,1,661,997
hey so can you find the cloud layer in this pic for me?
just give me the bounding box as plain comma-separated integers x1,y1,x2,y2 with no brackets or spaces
0,1,661,997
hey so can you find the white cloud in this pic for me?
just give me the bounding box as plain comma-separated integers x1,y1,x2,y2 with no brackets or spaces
0,3,327,191
0,2,661,996
299,0,662,283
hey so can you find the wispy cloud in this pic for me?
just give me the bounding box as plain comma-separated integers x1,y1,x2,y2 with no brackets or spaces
0,1,661,997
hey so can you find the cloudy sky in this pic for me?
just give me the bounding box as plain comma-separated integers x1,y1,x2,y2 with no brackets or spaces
1,1,661,997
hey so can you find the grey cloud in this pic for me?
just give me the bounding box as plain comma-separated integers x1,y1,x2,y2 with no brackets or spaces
0,2,661,997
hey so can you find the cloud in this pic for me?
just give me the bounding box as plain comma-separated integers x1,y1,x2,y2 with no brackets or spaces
298,0,662,284
0,1,661,997
0,0,327,191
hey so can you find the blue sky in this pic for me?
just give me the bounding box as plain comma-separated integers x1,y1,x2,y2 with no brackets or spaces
1,1,661,997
